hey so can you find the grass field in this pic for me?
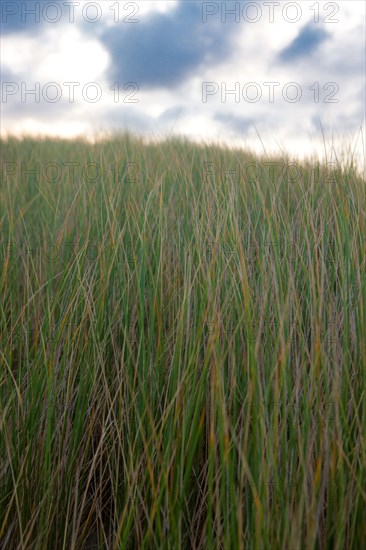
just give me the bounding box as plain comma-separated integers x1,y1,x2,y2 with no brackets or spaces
0,135,365,549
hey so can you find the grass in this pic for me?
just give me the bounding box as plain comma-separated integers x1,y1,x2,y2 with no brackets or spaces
0,134,365,549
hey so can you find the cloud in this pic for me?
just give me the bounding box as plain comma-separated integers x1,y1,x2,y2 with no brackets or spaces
279,23,329,62
1,0,50,34
101,2,237,89
215,113,253,134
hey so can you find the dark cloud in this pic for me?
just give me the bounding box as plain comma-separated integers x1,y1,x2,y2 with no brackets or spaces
1,73,80,120
279,24,329,62
101,2,237,89
102,105,188,134
215,113,253,133
1,1,59,34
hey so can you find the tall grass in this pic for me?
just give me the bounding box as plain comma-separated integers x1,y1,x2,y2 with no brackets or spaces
0,135,365,549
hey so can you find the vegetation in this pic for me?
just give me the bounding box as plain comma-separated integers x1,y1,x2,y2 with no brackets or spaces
1,135,365,548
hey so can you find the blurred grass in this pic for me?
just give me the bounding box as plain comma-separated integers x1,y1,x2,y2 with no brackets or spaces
0,134,365,549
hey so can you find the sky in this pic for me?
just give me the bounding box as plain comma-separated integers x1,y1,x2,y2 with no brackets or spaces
1,0,365,166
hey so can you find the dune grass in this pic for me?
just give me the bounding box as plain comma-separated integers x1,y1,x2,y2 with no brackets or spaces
0,134,365,549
